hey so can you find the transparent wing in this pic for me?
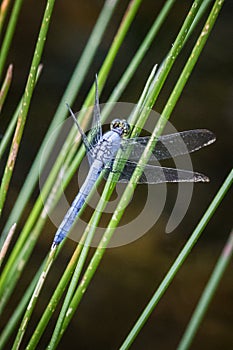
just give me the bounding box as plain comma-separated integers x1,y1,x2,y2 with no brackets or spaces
67,103,94,162
120,129,216,161
104,160,209,184
88,75,102,148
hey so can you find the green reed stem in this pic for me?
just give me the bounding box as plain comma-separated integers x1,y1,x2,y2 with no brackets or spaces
102,0,212,122
0,64,43,162
0,0,56,217
0,64,12,112
145,0,203,111
25,241,86,350
0,262,44,349
0,0,12,36
102,0,176,117
120,168,232,350
11,247,58,350
0,223,16,267
0,0,24,78
177,229,233,350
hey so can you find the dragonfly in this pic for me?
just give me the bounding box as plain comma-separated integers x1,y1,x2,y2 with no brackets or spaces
52,77,216,247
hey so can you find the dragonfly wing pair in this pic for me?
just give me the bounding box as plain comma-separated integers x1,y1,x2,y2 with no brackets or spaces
102,129,216,184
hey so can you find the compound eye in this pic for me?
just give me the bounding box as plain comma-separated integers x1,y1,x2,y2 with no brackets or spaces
110,119,121,131
122,120,130,136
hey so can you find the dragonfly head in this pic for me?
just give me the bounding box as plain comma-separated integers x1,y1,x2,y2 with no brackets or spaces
110,119,130,137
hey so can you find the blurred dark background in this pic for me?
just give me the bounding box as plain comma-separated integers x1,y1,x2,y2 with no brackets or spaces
1,1,233,349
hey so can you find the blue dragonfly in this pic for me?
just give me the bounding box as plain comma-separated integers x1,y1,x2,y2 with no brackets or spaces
52,78,215,247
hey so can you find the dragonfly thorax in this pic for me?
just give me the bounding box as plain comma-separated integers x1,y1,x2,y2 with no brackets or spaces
92,130,122,164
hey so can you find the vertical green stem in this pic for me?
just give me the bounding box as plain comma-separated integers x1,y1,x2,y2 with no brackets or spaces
0,64,13,112
177,230,233,350
0,262,44,350
102,0,176,117
0,0,12,36
146,0,203,109
0,0,24,77
0,223,16,267
0,64,43,161
0,0,56,216
25,243,85,350
11,247,57,350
